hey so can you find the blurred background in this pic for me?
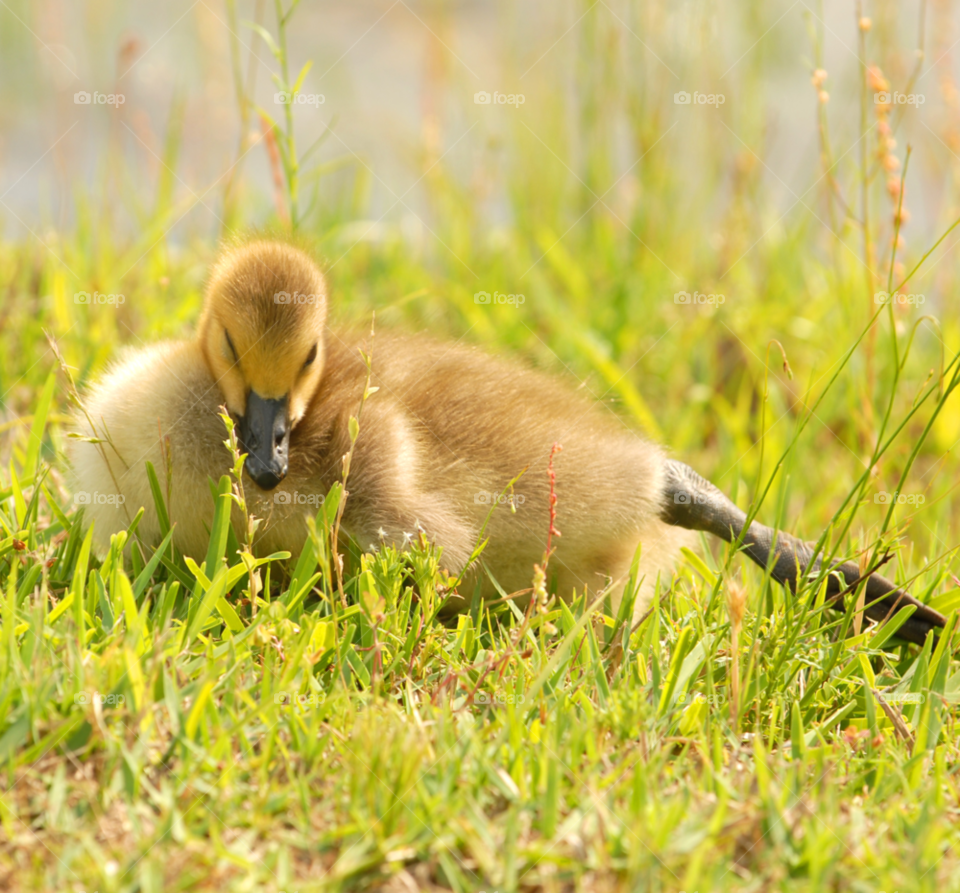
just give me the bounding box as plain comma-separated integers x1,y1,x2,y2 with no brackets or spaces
3,0,960,570
2,1,955,238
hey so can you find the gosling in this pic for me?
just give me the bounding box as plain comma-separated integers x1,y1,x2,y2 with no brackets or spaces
69,240,946,643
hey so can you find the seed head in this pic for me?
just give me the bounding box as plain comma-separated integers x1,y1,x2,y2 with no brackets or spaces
867,65,889,93
726,582,747,629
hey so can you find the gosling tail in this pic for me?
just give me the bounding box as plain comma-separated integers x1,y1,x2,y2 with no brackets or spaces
659,459,946,645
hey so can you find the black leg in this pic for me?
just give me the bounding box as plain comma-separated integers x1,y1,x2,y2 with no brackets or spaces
658,459,945,645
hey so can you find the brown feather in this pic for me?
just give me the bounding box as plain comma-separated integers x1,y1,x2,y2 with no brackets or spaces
69,241,689,615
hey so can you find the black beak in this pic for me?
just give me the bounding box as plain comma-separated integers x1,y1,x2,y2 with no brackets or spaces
238,391,289,490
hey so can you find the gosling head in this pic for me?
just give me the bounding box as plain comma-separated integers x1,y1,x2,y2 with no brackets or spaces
198,241,327,490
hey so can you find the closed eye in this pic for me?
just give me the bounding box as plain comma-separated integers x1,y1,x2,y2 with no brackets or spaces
225,329,239,363
303,343,317,368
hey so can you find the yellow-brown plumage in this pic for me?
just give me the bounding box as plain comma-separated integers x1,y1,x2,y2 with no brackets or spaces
69,240,691,612
70,239,951,643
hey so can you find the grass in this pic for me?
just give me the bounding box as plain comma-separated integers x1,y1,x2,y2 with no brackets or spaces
5,1,960,890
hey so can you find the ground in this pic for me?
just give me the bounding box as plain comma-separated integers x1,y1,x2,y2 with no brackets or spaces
3,1,960,891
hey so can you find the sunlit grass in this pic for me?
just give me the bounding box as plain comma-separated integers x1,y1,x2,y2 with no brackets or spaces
4,1,960,890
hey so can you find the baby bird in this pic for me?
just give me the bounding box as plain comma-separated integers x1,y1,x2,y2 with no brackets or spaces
70,241,946,643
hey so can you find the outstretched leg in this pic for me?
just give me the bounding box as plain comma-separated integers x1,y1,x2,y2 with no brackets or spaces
658,459,945,645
